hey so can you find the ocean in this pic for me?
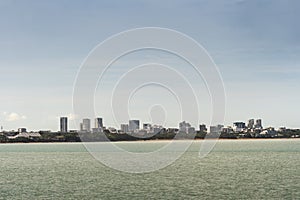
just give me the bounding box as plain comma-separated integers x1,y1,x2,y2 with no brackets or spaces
0,139,299,199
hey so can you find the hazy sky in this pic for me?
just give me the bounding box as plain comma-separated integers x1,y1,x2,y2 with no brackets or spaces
0,0,299,131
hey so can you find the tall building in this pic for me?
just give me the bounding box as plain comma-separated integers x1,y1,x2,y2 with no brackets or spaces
95,118,103,129
82,118,91,132
255,119,263,129
199,124,207,132
248,119,255,129
60,117,68,132
129,120,140,132
80,123,83,131
120,124,129,133
179,121,195,134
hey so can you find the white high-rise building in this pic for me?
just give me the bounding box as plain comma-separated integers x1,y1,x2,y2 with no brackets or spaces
129,120,140,132
121,124,129,133
82,118,91,132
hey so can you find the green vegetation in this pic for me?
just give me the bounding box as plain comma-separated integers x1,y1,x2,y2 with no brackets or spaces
0,129,299,143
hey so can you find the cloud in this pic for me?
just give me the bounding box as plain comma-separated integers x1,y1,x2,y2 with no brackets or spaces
4,112,27,122
67,113,78,120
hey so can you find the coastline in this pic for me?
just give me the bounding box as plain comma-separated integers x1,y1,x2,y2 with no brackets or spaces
0,137,299,144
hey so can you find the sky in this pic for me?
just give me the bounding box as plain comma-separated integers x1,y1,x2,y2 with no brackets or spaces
0,0,299,131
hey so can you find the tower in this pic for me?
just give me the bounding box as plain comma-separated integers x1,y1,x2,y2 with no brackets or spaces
60,117,68,132
82,118,91,132
129,120,140,132
248,119,255,129
95,118,103,129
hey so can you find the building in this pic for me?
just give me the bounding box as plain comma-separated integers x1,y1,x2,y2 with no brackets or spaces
278,127,286,132
129,120,140,132
82,118,91,132
255,119,263,129
92,128,102,133
142,123,153,133
247,119,255,129
199,124,207,132
179,121,195,134
222,126,234,134
152,125,163,134
8,132,41,139
209,126,218,133
143,123,152,130
179,121,191,133
80,123,83,131
187,127,196,134
120,124,129,133
60,117,68,132
217,124,224,131
95,118,103,129
257,127,276,137
209,124,223,134
233,122,246,132
18,128,27,133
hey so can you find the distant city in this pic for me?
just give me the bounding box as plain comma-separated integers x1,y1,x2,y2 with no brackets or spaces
0,116,299,143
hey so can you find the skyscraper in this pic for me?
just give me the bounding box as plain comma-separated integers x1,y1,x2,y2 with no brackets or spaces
255,119,263,129
60,117,68,132
121,124,129,133
199,124,207,132
248,119,255,129
82,118,91,132
95,118,103,129
129,120,140,132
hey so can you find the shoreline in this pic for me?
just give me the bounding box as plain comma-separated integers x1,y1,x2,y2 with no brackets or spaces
0,137,299,144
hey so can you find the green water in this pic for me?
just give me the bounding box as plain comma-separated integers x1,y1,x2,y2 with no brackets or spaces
0,139,299,199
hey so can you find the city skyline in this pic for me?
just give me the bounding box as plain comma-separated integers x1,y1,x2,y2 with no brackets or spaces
1,112,298,133
0,115,271,133
1,0,300,130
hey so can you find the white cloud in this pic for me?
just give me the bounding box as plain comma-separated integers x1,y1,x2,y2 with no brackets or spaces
67,113,78,120
4,112,27,122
